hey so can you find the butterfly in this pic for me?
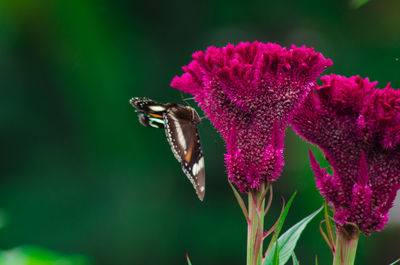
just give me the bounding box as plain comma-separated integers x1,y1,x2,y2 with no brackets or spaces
130,97,205,201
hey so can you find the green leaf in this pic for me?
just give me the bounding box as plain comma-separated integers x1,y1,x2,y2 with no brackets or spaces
263,207,323,265
275,192,297,239
229,182,249,221
272,240,279,265
324,200,335,245
265,192,297,253
350,0,371,8
186,253,193,265
0,246,91,265
291,253,299,265
389,257,400,265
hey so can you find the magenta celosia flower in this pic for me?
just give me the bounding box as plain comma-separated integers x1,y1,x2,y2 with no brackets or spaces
291,74,400,235
170,41,332,192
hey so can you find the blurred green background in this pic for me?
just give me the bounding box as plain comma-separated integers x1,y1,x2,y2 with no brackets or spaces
0,0,399,264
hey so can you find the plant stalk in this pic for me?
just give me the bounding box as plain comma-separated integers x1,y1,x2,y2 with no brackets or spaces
332,225,359,265
246,185,266,265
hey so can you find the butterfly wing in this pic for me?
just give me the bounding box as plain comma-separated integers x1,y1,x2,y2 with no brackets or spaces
130,97,167,114
130,97,167,128
137,113,165,129
163,107,205,201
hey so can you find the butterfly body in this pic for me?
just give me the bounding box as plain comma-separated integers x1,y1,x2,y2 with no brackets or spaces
130,97,205,201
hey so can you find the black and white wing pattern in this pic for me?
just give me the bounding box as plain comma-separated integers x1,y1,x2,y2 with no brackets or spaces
163,106,205,201
130,97,166,129
130,97,206,201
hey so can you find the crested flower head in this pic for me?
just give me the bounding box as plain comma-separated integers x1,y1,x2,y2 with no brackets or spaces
292,74,400,235
171,41,332,192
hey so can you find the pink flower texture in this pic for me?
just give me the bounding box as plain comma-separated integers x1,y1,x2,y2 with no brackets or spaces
291,74,400,235
170,41,332,192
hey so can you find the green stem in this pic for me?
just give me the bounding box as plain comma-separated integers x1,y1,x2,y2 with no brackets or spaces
246,186,266,265
332,225,359,265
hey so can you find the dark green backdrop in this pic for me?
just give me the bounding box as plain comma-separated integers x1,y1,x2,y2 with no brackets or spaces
0,0,399,264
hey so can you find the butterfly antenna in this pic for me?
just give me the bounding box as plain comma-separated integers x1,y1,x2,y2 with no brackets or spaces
199,115,207,122
179,91,190,106
179,91,196,105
